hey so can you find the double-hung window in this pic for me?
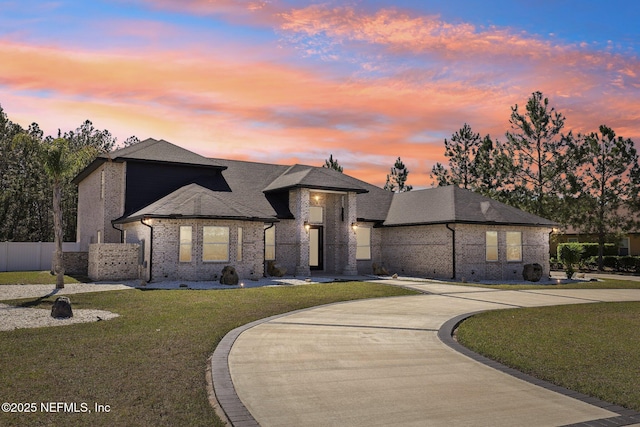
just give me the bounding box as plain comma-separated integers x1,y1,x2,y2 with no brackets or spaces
203,226,229,262
356,227,371,260
486,231,498,261
506,231,522,262
179,226,192,262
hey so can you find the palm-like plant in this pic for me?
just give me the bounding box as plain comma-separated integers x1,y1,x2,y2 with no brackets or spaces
43,138,97,288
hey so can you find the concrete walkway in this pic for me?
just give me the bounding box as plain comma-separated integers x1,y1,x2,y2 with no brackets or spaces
212,281,640,427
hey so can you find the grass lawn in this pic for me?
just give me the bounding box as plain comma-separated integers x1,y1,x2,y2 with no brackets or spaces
456,301,640,412
0,271,86,285
0,282,417,426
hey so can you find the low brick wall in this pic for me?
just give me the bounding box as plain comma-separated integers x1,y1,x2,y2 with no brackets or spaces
62,252,88,275
88,243,140,281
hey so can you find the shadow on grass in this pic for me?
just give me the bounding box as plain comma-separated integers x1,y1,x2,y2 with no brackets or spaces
16,288,61,308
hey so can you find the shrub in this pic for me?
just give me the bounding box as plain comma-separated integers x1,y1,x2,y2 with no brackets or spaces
558,243,584,279
603,256,619,270
619,256,637,272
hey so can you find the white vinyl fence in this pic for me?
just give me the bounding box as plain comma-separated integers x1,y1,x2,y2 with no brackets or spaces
0,242,81,272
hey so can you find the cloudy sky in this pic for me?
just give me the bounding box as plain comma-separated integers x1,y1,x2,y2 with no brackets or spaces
1,0,638,187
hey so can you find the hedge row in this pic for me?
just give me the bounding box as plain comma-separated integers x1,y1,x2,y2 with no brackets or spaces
556,242,618,259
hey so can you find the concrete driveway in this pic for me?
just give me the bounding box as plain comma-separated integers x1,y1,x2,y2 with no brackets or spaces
211,281,640,426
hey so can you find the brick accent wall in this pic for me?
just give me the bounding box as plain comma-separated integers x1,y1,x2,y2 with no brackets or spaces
88,243,140,281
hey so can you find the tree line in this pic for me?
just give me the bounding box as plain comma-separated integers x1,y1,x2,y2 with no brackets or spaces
324,91,640,269
0,104,138,243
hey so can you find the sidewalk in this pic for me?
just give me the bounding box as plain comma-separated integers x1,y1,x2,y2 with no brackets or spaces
212,281,640,427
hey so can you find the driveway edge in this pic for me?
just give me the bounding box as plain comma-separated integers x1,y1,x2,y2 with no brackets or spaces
438,312,640,427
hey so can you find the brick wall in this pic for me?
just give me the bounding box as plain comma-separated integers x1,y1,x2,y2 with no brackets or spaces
77,162,125,250
62,252,88,275
123,218,265,282
376,223,551,281
88,243,140,281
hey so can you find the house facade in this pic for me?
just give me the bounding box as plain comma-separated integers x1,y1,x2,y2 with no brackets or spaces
74,139,556,282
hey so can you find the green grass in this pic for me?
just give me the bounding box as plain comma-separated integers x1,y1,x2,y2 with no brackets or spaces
456,302,640,412
0,282,417,426
453,277,640,290
0,271,87,285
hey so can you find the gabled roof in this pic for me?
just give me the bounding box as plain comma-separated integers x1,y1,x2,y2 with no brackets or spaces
115,183,275,223
263,164,369,194
383,186,557,227
73,138,225,183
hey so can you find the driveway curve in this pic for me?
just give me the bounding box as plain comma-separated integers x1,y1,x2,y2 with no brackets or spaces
211,281,640,427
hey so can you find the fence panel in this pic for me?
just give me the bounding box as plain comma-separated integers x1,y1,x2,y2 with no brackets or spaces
0,242,81,272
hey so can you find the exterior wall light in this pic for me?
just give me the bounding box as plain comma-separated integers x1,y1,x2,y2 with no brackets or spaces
351,222,358,231
304,221,310,232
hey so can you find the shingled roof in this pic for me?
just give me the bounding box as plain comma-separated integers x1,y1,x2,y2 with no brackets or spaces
116,183,276,222
384,186,556,227
73,138,225,183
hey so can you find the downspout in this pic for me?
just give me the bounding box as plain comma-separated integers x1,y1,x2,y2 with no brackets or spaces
263,223,275,277
140,217,153,282
446,223,455,280
111,221,124,243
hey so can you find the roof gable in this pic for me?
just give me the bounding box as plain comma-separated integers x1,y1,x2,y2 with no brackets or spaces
264,164,369,193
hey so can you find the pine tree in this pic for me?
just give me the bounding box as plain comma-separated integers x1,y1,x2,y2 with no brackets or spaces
384,157,413,192
323,154,343,172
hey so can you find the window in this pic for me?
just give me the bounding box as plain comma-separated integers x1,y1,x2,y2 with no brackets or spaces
264,225,276,261
309,206,323,224
97,230,102,244
203,226,229,262
506,231,522,262
486,231,498,261
620,237,630,256
179,226,192,262
237,227,243,261
356,227,371,260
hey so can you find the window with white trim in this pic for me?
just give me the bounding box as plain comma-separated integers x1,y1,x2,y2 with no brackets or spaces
356,227,371,260
486,231,498,261
202,226,229,262
506,231,522,262
179,226,192,263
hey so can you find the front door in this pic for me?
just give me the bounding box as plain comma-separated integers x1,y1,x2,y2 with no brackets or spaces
309,226,324,271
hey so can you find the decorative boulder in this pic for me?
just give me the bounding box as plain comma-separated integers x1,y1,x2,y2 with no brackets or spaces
266,261,287,277
372,262,389,276
522,263,543,282
220,266,239,285
51,296,73,319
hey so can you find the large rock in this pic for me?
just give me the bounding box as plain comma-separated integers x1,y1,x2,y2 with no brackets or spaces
372,262,389,276
522,263,543,282
51,296,73,319
267,261,287,277
220,266,239,285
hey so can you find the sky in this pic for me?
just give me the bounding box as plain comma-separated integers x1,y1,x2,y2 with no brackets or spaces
1,0,639,187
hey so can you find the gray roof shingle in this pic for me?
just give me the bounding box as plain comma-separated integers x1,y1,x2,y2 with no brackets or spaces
384,186,556,227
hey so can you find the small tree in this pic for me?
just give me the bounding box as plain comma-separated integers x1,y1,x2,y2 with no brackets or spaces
384,157,413,192
43,138,98,288
323,154,343,172
558,243,584,279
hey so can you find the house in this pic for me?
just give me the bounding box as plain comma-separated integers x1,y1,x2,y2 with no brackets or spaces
551,222,640,257
73,138,556,282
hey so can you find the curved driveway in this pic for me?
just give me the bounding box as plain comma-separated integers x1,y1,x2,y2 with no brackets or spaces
212,281,640,426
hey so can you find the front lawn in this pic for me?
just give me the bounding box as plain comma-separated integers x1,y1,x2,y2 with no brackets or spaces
0,271,86,285
0,282,417,426
456,301,640,412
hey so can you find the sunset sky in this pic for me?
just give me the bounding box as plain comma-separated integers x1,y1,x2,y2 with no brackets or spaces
1,0,638,187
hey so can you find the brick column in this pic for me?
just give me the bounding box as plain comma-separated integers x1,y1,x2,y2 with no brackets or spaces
342,192,358,275
292,188,311,276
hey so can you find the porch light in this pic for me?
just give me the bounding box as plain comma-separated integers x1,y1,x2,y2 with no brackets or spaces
304,221,310,232
351,222,358,231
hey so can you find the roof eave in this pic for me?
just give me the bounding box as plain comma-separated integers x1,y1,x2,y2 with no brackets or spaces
113,214,277,224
